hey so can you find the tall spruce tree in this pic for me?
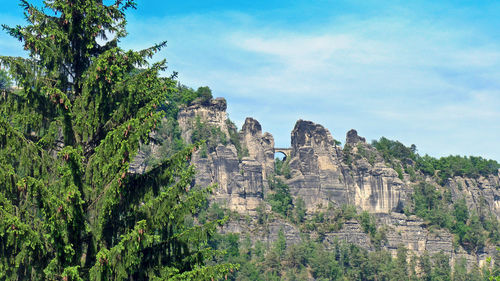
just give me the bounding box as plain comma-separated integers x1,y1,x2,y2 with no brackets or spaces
0,0,235,280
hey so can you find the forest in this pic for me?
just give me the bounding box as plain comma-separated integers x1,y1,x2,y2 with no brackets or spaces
0,0,499,280
0,0,235,279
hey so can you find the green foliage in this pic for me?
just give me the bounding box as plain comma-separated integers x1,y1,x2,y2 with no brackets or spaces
410,183,496,253
198,202,226,225
406,166,417,182
418,251,455,281
359,211,377,236
267,176,293,218
300,204,358,241
209,232,493,281
291,197,306,224
226,118,249,161
430,252,452,281
342,143,378,167
395,165,404,180
209,232,240,261
412,182,452,228
172,84,213,106
0,1,234,279
308,244,341,280
453,198,469,224
0,69,12,91
358,211,387,249
141,116,186,167
196,86,213,105
255,202,269,225
372,137,417,163
417,154,500,185
342,144,354,167
191,115,227,154
372,137,500,186
274,229,287,259
484,247,500,281
453,257,469,281
274,157,291,179
371,137,413,180
342,204,358,220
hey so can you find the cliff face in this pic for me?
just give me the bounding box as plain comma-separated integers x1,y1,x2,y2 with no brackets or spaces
286,120,346,212
171,98,499,264
177,98,230,142
286,121,410,214
239,117,275,185
178,100,273,214
448,175,500,219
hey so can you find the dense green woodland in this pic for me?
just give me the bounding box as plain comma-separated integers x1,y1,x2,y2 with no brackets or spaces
1,0,499,280
196,132,500,280
209,228,500,281
0,0,236,280
371,137,500,185
367,138,500,253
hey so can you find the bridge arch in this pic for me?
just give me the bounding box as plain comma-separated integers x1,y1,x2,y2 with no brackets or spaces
274,148,292,161
274,151,287,161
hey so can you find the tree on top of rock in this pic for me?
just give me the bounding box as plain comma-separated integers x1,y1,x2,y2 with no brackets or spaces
0,0,235,279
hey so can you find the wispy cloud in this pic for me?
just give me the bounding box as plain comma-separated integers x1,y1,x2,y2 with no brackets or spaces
1,2,499,160
118,7,500,160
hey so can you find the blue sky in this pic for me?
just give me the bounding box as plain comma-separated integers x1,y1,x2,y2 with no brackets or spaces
1,1,500,160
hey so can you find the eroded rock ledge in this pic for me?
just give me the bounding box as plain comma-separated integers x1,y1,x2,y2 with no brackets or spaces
157,98,499,266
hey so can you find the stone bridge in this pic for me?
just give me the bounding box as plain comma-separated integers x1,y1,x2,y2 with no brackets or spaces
274,147,292,160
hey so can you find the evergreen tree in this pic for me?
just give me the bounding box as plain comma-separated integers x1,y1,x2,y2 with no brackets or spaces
0,69,12,91
0,0,235,279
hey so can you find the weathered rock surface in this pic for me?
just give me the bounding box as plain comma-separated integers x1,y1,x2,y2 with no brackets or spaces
221,217,302,247
324,220,372,250
177,99,272,214
287,120,346,212
346,129,366,145
177,98,230,142
138,98,499,266
286,120,409,214
448,175,500,219
239,117,275,191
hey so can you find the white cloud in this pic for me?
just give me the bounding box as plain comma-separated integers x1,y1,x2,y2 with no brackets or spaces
2,7,499,160
119,11,500,159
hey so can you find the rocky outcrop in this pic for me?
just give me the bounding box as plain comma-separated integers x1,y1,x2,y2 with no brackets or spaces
286,120,409,214
137,98,499,267
177,100,274,214
239,117,275,189
448,175,500,219
222,217,302,247
286,120,346,212
324,220,372,250
346,129,366,145
191,144,264,214
177,98,230,142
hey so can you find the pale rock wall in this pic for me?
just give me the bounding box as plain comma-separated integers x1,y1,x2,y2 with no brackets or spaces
239,117,275,188
177,98,230,142
287,121,409,214
178,100,272,214
171,99,499,265
448,174,500,219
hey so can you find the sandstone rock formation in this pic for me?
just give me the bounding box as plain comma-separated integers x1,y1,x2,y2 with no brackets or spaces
286,120,409,214
136,98,499,266
177,98,230,142
177,99,273,214
239,117,275,189
346,129,366,145
286,120,346,212
448,175,500,219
